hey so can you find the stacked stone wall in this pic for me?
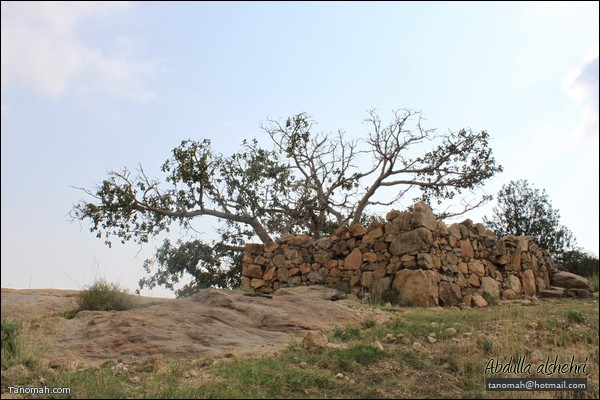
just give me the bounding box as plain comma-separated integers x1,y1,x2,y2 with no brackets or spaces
241,202,559,307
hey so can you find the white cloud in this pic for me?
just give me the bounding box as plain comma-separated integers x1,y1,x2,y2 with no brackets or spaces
1,1,156,105
562,42,599,146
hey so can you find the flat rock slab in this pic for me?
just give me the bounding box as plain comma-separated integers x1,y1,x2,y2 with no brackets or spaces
43,286,358,366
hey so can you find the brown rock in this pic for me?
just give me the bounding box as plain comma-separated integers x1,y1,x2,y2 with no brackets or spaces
522,269,537,296
250,279,266,289
480,277,500,299
472,294,488,307
468,260,485,277
468,273,480,287
392,269,439,307
361,271,374,287
418,253,441,269
344,248,363,270
299,263,312,274
349,224,368,237
242,264,263,279
506,275,522,295
438,282,462,307
363,251,378,262
511,249,522,271
362,227,384,244
410,201,437,231
301,330,329,351
386,210,401,221
502,289,517,300
263,267,276,280
389,227,433,256
460,240,474,259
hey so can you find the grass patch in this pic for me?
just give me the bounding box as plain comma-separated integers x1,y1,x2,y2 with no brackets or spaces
1,318,45,370
588,272,599,292
77,279,134,312
332,324,361,342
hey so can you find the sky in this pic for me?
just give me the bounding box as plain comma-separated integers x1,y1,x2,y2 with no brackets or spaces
1,1,598,298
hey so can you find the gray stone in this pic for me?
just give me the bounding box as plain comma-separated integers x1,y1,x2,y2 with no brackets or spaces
410,201,437,231
551,271,593,292
389,227,433,256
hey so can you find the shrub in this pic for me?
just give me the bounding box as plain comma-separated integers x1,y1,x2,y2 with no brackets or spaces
76,279,134,312
1,319,19,364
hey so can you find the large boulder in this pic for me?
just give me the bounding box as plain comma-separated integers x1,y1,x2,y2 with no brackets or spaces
551,271,593,292
392,269,439,307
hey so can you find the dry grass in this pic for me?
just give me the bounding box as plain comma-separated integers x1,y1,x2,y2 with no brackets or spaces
1,296,597,399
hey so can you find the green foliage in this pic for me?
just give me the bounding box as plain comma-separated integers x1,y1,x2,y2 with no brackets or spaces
484,179,575,256
556,248,599,278
76,279,134,312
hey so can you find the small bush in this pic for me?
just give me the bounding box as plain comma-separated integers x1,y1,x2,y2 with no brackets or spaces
566,309,586,324
333,325,362,342
1,319,19,364
77,279,134,312
361,318,377,329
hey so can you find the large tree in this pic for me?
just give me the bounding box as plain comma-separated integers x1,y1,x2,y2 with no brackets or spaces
72,109,503,296
483,179,575,256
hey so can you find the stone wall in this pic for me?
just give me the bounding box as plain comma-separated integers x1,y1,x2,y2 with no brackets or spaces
241,202,560,307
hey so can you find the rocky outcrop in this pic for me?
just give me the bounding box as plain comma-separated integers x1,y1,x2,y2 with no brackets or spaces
242,201,584,307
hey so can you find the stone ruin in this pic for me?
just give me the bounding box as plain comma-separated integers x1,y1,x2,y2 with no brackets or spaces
241,202,594,307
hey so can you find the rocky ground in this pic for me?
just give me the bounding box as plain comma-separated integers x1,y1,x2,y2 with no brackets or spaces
1,286,360,369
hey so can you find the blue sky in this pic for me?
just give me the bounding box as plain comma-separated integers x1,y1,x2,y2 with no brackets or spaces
1,1,598,297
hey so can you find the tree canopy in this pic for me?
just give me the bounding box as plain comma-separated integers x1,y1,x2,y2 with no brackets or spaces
483,179,575,256
72,109,503,296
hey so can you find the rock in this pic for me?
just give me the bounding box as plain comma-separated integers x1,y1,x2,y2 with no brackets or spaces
301,330,328,352
468,260,485,277
444,327,457,337
386,210,401,221
250,278,266,289
540,286,565,298
427,335,437,344
438,282,462,307
389,227,433,256
242,263,263,279
551,271,593,292
362,227,384,244
306,271,323,283
502,289,517,300
1,364,29,381
506,275,523,296
412,342,423,351
480,277,500,299
410,201,437,231
349,224,368,237
460,240,474,259
344,248,363,270
472,294,488,307
392,269,439,307
522,270,537,296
